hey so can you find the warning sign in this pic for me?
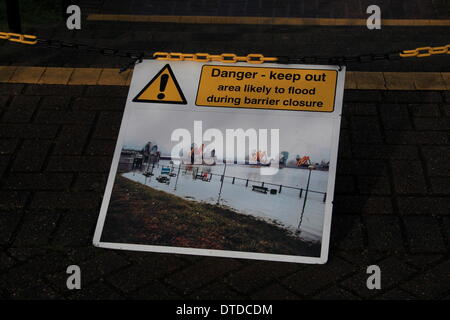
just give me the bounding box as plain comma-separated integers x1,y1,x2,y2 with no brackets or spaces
133,64,187,104
94,60,346,265
196,66,337,112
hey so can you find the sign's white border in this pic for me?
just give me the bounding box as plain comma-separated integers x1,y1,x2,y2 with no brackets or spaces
93,61,346,264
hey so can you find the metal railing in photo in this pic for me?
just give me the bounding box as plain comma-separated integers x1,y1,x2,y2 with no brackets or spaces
140,163,327,202
217,173,327,202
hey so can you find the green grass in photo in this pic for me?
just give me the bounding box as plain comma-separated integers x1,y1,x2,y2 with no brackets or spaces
101,175,321,257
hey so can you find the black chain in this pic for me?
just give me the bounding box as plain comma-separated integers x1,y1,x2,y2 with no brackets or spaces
35,37,402,71
36,38,150,72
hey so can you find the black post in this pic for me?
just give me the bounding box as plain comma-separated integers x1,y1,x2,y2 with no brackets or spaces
62,0,68,19
279,185,282,193
298,167,313,229
216,161,227,204
6,0,22,33
174,164,181,190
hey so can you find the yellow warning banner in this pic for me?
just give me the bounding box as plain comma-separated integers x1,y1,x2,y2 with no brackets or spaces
196,65,337,112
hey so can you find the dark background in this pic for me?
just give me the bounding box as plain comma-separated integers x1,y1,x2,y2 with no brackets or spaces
0,0,448,299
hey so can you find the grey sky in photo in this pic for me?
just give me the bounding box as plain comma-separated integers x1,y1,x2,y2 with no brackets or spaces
123,107,334,162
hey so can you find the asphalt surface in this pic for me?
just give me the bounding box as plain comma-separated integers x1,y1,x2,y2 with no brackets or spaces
86,0,449,19
0,0,449,300
1,1,449,72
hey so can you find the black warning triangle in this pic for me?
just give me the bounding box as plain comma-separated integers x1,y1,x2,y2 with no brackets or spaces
133,64,187,104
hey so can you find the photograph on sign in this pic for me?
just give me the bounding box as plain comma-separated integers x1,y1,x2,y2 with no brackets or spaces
93,60,345,264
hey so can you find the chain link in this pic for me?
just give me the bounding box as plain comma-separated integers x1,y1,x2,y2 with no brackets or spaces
153,52,278,64
1,31,449,70
0,32,37,45
400,44,450,58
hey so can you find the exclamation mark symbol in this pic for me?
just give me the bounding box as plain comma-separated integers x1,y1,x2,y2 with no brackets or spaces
157,74,169,100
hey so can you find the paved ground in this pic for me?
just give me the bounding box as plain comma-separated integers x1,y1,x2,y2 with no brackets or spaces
84,0,449,19
1,2,449,72
0,0,449,300
0,84,448,299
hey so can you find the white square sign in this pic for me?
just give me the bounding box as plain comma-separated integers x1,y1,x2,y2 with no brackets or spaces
94,59,345,264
